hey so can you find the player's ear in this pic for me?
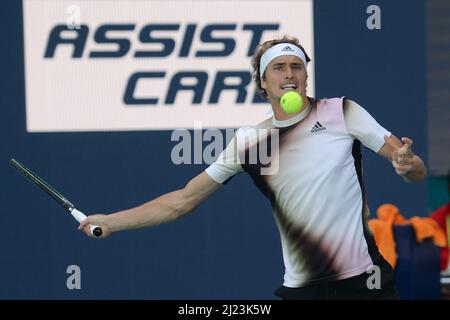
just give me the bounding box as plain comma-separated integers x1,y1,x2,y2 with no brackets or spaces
261,76,267,90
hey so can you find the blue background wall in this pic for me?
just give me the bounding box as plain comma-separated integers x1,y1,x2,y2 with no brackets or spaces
0,0,427,299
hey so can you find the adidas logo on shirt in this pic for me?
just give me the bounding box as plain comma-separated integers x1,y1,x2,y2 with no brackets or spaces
281,46,294,52
310,121,326,133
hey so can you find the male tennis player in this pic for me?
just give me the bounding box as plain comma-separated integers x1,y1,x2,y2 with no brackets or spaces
80,35,426,299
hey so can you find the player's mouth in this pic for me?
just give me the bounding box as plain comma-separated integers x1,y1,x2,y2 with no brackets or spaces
280,83,298,91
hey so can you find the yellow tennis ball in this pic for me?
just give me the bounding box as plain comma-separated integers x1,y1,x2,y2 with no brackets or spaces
280,91,303,114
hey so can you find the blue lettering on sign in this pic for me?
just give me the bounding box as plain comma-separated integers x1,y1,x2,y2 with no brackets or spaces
124,71,267,105
44,25,89,58
179,24,196,57
196,24,236,57
135,24,180,57
123,72,165,105
243,24,279,56
209,71,251,103
90,24,135,58
166,72,208,104
44,23,279,106
44,23,279,58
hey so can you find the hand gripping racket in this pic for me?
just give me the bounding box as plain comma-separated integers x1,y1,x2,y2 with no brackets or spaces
10,159,102,237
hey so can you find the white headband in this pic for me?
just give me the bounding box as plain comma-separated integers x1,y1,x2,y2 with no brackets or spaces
259,43,308,77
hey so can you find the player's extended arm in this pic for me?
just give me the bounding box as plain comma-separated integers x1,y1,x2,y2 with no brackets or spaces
377,134,426,183
79,171,221,237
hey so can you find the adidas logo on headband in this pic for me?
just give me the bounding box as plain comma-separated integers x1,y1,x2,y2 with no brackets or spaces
281,46,294,52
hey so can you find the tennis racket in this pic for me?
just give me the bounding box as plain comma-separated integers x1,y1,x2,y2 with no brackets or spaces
10,158,102,237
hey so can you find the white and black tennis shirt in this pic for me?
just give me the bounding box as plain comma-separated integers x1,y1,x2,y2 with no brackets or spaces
206,97,390,288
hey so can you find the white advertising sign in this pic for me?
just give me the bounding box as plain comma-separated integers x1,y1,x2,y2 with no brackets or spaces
23,0,314,131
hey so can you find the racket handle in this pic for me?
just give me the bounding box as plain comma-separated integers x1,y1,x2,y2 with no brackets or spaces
71,208,103,238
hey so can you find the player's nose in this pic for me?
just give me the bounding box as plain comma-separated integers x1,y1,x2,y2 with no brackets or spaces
284,67,294,79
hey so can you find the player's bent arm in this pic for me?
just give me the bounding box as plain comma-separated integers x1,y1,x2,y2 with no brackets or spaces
377,134,427,183
343,99,426,183
80,171,221,236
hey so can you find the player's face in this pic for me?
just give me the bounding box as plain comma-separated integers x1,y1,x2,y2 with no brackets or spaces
261,55,307,107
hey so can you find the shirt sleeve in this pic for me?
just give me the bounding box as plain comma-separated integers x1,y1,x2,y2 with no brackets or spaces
205,128,245,184
344,99,391,153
